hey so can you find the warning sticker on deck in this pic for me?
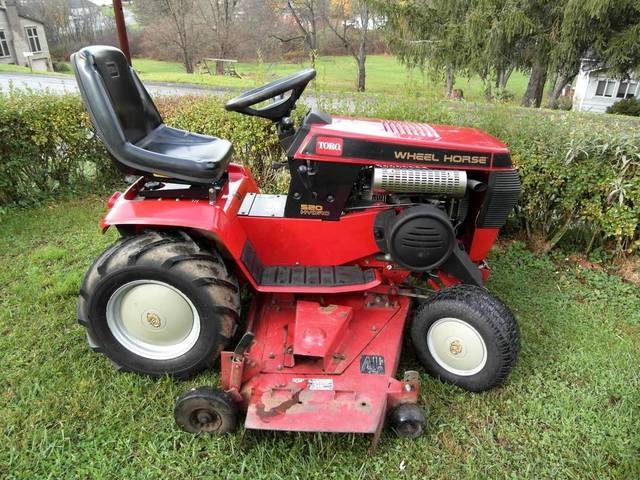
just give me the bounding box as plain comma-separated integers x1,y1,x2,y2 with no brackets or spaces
292,378,334,390
360,355,386,374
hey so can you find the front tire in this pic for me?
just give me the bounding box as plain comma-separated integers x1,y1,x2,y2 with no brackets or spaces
410,285,519,392
77,230,240,379
174,386,238,434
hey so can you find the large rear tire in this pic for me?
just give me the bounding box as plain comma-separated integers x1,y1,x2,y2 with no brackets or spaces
410,285,519,392
77,230,240,379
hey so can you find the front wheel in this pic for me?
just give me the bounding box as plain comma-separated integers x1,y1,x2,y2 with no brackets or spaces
174,386,238,434
410,285,519,392
77,230,240,379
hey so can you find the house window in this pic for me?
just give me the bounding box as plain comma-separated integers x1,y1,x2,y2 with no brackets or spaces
595,79,616,97
616,80,638,99
0,31,10,58
25,26,42,53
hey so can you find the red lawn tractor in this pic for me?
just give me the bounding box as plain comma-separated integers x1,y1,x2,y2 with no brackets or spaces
72,46,520,442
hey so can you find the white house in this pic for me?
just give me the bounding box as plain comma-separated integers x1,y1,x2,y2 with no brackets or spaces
0,0,52,71
68,0,110,35
573,58,639,113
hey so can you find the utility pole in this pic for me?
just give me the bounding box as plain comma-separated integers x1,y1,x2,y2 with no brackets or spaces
113,0,131,65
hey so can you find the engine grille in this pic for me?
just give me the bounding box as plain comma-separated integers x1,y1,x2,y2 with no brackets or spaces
382,120,440,139
477,170,521,228
372,167,467,197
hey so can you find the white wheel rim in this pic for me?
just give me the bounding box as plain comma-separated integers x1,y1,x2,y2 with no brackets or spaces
106,280,200,360
427,317,487,376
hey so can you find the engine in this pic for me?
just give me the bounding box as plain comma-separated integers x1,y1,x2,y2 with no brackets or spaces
285,112,522,284
360,167,486,278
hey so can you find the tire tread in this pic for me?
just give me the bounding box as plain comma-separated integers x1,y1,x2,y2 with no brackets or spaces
77,229,240,379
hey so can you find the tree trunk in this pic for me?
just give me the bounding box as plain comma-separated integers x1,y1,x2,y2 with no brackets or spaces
480,71,492,99
309,49,317,70
445,65,455,97
353,3,369,92
183,49,194,74
357,56,366,92
521,61,547,107
546,72,573,108
496,65,514,90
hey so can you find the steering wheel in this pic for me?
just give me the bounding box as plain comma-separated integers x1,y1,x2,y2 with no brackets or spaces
224,68,316,122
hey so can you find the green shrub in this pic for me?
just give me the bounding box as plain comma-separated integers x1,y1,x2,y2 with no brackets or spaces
0,92,291,207
0,91,112,205
52,61,71,73
324,96,640,255
606,97,640,117
1,90,639,256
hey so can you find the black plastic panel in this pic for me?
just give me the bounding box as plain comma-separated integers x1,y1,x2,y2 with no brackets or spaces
284,160,362,220
477,170,521,228
302,135,494,168
241,242,375,287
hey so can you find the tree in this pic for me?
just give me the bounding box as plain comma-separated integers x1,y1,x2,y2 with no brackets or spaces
375,0,640,108
198,0,241,59
18,0,114,56
134,0,203,73
324,0,372,91
546,0,640,107
372,0,478,97
281,0,328,67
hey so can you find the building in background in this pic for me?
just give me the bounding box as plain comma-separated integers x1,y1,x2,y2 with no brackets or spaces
68,0,111,36
0,0,51,71
573,58,639,112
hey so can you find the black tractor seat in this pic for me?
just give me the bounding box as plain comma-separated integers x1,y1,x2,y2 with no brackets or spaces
71,45,232,185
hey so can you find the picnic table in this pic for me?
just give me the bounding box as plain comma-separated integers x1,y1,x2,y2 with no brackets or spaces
199,58,242,78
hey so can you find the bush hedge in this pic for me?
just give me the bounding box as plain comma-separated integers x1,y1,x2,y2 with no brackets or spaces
0,92,111,206
607,97,640,117
332,96,640,256
1,90,639,256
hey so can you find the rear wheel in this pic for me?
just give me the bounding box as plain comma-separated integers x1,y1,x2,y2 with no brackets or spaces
77,230,240,379
410,285,519,392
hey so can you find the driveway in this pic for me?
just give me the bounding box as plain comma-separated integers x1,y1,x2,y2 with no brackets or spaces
0,71,231,97
0,71,354,112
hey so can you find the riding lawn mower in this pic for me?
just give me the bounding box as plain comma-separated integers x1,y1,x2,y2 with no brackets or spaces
71,46,521,443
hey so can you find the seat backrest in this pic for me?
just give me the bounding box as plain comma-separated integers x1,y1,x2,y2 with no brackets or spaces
71,45,162,146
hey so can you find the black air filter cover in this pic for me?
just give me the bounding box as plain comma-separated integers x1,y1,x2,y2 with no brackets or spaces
385,205,455,271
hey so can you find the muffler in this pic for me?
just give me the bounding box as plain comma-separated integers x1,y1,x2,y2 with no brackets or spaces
372,167,468,197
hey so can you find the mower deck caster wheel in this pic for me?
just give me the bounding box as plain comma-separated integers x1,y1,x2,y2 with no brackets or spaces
174,387,238,434
388,403,426,439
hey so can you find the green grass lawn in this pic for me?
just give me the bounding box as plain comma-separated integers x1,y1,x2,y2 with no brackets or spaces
0,55,532,102
0,196,638,478
133,56,531,102
0,63,66,75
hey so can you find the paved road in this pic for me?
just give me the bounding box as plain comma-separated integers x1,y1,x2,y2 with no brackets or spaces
0,72,355,113
0,71,230,97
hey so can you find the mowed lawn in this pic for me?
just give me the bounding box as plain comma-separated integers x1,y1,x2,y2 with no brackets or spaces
0,56,528,102
0,197,638,479
133,55,531,102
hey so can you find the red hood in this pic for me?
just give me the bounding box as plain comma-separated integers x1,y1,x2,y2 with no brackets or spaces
311,116,509,154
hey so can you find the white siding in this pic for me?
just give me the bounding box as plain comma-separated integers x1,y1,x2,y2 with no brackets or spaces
574,65,639,113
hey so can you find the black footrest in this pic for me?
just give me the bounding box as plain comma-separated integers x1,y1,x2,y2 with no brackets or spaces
261,265,375,287
241,242,375,288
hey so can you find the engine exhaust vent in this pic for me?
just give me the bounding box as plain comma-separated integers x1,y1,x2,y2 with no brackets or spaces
372,167,467,197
